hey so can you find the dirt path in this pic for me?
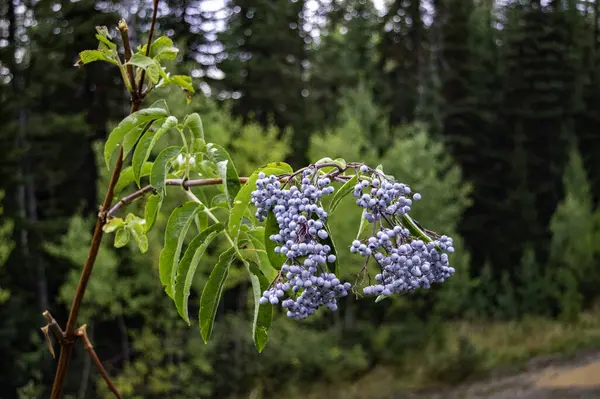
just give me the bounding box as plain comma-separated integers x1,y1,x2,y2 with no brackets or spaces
401,349,600,399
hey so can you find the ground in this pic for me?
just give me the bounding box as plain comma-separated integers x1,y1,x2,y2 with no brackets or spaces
404,349,600,399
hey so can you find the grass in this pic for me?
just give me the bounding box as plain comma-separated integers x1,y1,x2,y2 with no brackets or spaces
295,305,600,399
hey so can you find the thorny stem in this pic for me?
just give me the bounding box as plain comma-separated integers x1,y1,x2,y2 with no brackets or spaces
76,325,124,399
48,2,159,396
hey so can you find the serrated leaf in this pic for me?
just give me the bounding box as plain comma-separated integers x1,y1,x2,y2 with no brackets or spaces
229,162,293,241
123,120,156,162
264,212,287,270
199,246,236,343
329,174,358,214
139,36,179,60
104,100,170,169
206,143,241,209
129,219,148,253
144,194,163,232
127,53,163,84
114,162,154,196
150,146,181,194
160,74,195,93
132,116,178,186
244,227,278,281
183,113,204,144
246,261,273,352
159,202,202,297
114,228,130,248
174,223,224,324
103,218,124,233
75,50,118,66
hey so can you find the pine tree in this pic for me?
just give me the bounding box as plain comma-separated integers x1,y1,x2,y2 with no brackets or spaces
216,0,309,166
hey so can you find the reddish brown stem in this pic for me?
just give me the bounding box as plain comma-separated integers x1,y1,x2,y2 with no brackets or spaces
49,93,141,399
76,325,124,399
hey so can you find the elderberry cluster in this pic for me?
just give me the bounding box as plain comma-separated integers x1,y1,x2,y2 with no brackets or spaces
352,169,456,296
252,170,350,319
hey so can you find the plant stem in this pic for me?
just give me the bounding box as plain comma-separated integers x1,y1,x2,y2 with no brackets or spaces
76,325,124,399
184,190,237,248
48,1,160,394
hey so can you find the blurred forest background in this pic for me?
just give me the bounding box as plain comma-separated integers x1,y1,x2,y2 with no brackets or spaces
2,0,600,397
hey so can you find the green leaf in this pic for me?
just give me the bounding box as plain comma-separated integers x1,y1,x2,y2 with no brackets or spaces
139,36,179,60
334,158,347,169
127,53,163,84
114,228,130,248
310,215,339,275
95,26,117,50
229,162,293,241
104,100,170,169
150,146,181,194
244,227,278,281
246,261,273,352
159,202,202,297
144,194,163,232
174,223,224,324
199,246,236,343
206,143,241,208
183,113,204,144
375,295,388,303
356,208,370,240
103,218,124,233
159,75,195,93
264,212,287,270
114,162,154,196
129,219,149,253
132,116,178,186
75,50,118,66
123,120,156,162
328,174,358,214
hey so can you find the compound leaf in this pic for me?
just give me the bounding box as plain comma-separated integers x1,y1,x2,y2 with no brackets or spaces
75,50,118,66
144,193,163,232
229,162,293,241
199,246,236,343
114,162,154,196
328,174,358,215
104,100,169,169
206,143,240,209
264,212,287,270
246,261,273,352
150,146,181,194
244,227,278,281
159,202,202,298
132,116,178,186
174,223,224,324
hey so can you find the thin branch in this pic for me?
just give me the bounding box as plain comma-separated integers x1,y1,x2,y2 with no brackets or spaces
137,0,159,97
76,325,124,399
43,311,65,344
107,177,249,217
118,19,137,95
48,3,158,392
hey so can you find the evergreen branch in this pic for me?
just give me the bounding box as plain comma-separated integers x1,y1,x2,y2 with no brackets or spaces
76,325,124,399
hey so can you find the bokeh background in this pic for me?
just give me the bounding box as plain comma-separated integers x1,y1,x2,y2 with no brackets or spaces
2,0,600,398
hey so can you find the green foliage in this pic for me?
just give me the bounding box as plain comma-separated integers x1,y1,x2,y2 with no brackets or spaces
199,246,237,343
0,191,13,304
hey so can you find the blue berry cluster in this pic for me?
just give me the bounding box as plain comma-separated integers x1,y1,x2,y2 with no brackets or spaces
352,169,456,296
252,170,351,319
